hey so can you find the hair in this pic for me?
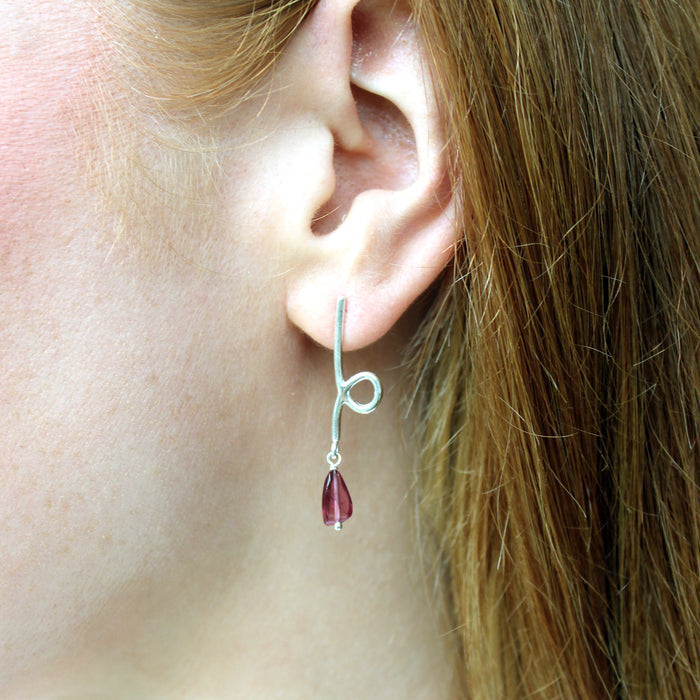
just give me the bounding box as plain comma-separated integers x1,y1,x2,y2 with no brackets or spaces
411,0,700,697
84,0,319,268
93,0,700,696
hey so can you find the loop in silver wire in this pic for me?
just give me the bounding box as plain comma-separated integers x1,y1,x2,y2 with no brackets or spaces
329,297,382,458
326,451,342,470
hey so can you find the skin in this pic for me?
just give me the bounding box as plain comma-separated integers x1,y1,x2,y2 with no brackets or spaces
0,1,457,697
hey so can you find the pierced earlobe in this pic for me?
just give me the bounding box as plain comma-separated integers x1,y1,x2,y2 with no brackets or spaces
284,0,457,351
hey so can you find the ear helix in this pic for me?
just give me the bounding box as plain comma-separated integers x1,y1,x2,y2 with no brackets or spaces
321,297,382,530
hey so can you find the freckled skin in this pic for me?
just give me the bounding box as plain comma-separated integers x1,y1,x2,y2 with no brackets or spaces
0,2,457,697
0,5,278,691
0,3,94,232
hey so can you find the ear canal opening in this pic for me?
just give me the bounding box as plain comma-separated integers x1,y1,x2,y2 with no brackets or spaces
311,85,418,236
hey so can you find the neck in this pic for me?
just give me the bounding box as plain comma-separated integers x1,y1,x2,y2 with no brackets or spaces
9,322,458,698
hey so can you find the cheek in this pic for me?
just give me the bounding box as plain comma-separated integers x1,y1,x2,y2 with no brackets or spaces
0,5,99,241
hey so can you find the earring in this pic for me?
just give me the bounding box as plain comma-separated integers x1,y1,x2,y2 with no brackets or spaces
322,297,382,530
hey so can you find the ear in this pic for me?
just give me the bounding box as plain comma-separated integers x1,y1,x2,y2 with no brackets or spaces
284,0,456,350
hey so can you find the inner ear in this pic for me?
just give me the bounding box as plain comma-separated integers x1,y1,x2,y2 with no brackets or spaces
311,85,418,236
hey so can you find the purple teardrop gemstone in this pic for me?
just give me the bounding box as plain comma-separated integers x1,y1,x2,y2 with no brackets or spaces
322,469,353,528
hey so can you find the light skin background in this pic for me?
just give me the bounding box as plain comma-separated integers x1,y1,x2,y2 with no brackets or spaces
0,0,458,696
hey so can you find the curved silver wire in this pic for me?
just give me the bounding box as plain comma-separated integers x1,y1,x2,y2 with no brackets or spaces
327,297,382,466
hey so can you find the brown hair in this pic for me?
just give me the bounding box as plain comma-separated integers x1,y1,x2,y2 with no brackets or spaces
95,0,315,114
411,0,700,696
93,0,700,696
84,1,319,267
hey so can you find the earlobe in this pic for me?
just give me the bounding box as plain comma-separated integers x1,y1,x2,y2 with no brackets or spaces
285,0,456,350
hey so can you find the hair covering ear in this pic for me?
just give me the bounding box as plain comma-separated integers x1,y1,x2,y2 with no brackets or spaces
285,0,456,350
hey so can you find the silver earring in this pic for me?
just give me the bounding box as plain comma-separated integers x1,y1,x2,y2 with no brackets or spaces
322,297,382,530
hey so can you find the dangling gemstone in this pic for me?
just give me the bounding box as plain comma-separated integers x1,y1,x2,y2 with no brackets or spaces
322,469,353,528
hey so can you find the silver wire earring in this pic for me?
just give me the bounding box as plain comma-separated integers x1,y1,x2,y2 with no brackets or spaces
322,297,382,530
